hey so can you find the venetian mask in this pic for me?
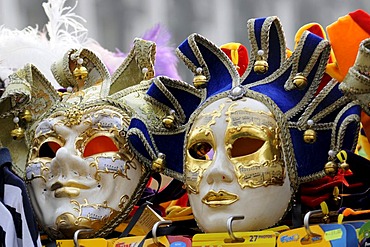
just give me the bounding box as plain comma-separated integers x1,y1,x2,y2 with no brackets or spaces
26,98,145,238
0,41,158,239
185,96,291,232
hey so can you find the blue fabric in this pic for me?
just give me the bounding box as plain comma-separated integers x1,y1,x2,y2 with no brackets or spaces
253,18,265,50
4,204,21,238
147,83,176,111
147,77,202,122
196,42,232,98
177,39,201,68
0,148,41,247
128,118,156,162
298,33,322,72
0,148,12,167
250,69,293,113
163,84,201,122
291,128,332,177
290,97,360,178
311,84,343,119
267,22,282,73
152,132,186,174
242,18,284,85
251,33,325,114
0,148,11,202
0,227,4,247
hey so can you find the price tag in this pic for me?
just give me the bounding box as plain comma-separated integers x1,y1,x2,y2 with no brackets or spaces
324,229,343,241
192,231,276,246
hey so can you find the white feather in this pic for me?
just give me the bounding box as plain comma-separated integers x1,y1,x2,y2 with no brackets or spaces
43,0,88,48
0,0,90,88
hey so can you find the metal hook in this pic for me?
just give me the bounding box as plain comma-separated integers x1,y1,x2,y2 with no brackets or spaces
303,209,322,237
227,215,245,242
152,220,172,246
73,228,93,247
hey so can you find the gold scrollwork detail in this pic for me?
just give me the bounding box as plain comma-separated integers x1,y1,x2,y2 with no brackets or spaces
235,159,285,189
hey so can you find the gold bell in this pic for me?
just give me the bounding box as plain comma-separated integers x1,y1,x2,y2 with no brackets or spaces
303,119,316,144
152,153,166,172
10,116,25,140
339,161,349,171
73,65,88,81
292,73,307,90
21,109,32,122
193,67,207,89
11,125,25,140
162,113,175,129
253,60,268,74
324,161,338,177
303,129,316,144
253,50,268,74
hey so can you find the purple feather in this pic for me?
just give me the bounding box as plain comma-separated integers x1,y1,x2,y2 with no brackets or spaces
105,24,180,79
142,24,181,80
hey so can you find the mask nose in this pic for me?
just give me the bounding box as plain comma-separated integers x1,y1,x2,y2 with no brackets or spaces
49,146,87,179
205,152,234,184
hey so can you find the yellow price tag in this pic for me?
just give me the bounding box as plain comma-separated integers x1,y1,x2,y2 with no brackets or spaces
324,229,343,241
56,238,108,247
192,231,276,246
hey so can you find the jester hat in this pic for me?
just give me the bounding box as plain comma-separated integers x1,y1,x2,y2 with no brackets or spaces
127,15,360,187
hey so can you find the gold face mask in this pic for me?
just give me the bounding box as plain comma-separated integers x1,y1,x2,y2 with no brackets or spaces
186,98,285,194
184,96,292,233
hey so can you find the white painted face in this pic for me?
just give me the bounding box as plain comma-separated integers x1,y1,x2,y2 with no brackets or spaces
185,97,292,232
26,106,144,238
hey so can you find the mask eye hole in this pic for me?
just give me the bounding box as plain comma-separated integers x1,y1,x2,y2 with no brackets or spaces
39,141,61,158
189,142,214,160
230,137,265,158
83,136,119,157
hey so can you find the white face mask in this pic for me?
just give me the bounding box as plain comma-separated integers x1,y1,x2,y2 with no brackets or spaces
26,106,143,238
185,97,292,232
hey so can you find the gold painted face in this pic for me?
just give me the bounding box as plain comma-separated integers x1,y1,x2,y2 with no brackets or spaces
185,99,285,194
25,105,145,239
184,97,292,233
